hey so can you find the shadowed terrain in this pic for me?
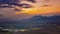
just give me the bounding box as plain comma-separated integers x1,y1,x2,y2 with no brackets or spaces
0,24,59,34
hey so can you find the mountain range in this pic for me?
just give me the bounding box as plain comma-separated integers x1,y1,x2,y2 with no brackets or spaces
0,15,60,29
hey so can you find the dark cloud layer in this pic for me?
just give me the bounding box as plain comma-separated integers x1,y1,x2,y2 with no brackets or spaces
0,0,34,11
0,14,3,16
27,0,36,3
0,0,35,7
41,5,51,7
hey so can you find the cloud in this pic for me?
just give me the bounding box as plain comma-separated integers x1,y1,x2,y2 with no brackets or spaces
0,0,19,4
0,0,33,11
2,0,21,6
43,0,50,2
0,0,20,8
0,14,3,16
21,4,33,8
0,0,34,6
27,0,36,3
41,5,51,7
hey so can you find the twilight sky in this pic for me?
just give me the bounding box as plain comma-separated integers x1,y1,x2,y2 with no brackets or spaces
0,0,60,20
14,0,60,15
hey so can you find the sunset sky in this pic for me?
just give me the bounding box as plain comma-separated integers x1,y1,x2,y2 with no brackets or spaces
0,0,60,20
15,0,60,15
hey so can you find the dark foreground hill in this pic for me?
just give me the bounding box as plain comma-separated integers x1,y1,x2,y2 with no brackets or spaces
0,24,60,34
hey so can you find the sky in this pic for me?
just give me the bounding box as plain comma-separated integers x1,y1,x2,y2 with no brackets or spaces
14,0,60,15
0,0,60,20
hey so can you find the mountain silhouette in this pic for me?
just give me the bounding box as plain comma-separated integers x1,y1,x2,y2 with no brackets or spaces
27,15,60,24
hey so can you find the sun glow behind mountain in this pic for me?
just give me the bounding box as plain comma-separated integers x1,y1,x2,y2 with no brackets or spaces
0,0,60,21
14,0,60,16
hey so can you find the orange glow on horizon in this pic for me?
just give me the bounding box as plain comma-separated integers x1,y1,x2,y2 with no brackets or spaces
14,6,60,15
14,0,60,15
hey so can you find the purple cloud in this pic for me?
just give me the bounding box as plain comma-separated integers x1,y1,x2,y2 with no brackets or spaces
27,0,36,3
